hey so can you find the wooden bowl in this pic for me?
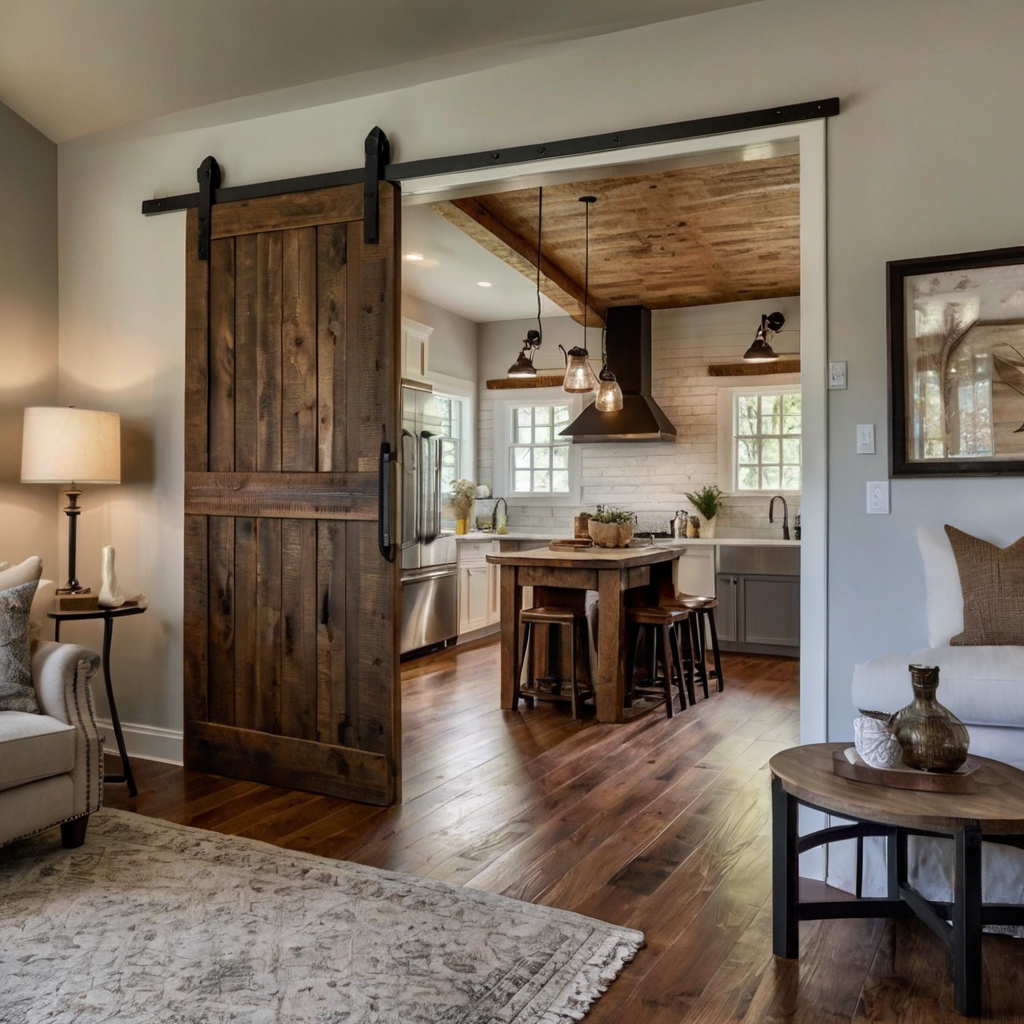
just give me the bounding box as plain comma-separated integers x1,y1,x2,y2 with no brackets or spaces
588,521,634,548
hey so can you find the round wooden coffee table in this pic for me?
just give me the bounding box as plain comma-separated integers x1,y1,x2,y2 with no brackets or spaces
769,742,1024,1017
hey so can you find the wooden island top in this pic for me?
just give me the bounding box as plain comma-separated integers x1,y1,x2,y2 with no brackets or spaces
486,544,682,571
487,543,681,722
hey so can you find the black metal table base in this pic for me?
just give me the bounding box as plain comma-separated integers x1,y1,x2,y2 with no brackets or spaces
54,615,138,798
772,776,1024,1017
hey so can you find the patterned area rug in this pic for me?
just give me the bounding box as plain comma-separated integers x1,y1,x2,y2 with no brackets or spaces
1,809,643,1023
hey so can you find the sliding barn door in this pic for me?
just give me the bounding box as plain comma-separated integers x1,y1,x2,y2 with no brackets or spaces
183,183,401,805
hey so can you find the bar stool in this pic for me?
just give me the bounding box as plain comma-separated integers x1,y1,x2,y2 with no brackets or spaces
676,595,724,696
515,606,594,719
625,605,692,717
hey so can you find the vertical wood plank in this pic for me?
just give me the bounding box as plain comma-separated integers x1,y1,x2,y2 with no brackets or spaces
342,520,396,761
317,223,348,472
282,227,317,472
184,209,209,473
316,520,347,745
209,237,236,472
207,516,236,725
256,517,283,734
281,518,318,740
344,220,363,474
257,231,283,472
233,516,258,731
234,233,258,473
183,514,209,729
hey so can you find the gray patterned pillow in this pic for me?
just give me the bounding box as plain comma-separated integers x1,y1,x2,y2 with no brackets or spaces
0,579,40,713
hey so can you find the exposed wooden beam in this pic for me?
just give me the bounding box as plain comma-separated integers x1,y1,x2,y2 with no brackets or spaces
433,197,605,327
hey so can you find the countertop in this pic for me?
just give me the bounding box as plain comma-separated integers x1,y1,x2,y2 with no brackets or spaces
486,544,681,570
458,531,799,547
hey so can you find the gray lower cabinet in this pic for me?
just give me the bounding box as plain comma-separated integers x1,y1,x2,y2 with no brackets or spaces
716,546,799,655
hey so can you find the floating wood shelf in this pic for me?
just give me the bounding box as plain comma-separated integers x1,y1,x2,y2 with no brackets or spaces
707,358,801,377
486,374,566,390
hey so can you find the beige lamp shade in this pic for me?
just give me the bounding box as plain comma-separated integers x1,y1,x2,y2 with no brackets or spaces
21,407,121,484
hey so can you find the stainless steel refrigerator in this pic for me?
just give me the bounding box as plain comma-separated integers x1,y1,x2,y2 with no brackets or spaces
400,382,458,655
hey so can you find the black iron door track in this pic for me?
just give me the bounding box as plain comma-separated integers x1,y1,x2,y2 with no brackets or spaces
143,97,840,256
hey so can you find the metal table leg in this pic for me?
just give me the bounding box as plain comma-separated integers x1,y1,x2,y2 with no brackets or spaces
772,774,800,958
98,616,137,797
953,826,983,1017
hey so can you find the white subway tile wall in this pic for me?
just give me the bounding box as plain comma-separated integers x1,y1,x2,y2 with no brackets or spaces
478,299,800,538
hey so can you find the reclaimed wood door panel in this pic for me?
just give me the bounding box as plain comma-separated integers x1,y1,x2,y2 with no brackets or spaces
184,182,401,805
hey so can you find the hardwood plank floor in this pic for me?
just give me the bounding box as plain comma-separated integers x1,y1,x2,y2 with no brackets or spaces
103,641,1024,1022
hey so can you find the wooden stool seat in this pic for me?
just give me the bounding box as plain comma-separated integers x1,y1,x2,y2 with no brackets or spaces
515,606,593,719
666,593,724,697
521,606,582,625
625,605,692,717
628,605,690,627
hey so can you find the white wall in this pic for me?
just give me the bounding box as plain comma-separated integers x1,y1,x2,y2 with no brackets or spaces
478,300,800,536
0,100,58,572
56,0,1024,751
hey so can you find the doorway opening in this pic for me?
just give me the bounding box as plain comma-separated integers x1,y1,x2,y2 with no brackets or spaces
394,118,827,745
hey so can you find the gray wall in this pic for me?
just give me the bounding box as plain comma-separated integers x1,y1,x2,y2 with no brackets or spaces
54,0,1024,752
0,100,58,572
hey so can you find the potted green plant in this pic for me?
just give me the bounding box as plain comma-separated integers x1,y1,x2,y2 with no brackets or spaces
684,485,724,538
451,479,477,535
587,505,635,548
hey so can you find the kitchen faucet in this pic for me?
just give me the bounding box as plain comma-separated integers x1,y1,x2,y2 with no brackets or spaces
768,495,790,540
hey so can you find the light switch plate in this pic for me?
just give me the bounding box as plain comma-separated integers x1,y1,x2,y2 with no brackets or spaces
866,480,890,514
856,423,875,454
829,361,848,389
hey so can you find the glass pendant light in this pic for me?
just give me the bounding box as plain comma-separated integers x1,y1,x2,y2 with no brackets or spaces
508,188,545,378
563,195,597,394
743,311,786,362
594,328,623,412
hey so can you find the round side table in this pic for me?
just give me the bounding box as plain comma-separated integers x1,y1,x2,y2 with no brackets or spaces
48,600,148,798
770,742,1024,1017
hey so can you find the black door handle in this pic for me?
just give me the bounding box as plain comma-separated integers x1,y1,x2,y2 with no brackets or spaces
379,441,395,562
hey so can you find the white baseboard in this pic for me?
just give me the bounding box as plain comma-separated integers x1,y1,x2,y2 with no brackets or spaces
96,718,183,765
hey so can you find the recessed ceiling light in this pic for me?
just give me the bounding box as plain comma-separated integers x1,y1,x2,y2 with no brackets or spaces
403,252,424,262
476,281,493,288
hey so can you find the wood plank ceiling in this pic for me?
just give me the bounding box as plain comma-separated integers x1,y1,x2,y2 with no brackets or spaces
432,153,799,326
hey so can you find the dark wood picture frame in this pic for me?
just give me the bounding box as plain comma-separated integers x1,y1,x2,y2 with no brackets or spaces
888,245,1024,477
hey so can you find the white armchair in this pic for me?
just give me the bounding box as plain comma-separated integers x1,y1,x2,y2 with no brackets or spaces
0,640,104,848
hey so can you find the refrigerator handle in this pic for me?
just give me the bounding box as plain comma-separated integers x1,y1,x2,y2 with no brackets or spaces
434,437,443,537
420,435,432,542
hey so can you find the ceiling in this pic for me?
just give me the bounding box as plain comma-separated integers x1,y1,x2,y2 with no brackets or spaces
403,152,800,324
0,0,759,143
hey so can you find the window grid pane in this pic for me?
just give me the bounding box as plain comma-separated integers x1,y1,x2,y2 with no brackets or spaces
734,390,801,492
510,403,572,494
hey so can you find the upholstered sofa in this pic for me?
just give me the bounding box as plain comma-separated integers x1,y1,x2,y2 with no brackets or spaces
836,527,1024,913
852,527,1024,770
0,557,103,848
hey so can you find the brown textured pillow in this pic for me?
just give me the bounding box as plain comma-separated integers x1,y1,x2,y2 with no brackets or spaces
0,579,40,712
945,525,1024,645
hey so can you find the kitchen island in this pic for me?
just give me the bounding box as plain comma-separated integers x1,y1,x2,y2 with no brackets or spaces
486,544,681,723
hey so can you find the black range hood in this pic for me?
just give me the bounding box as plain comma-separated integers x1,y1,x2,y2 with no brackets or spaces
559,305,676,443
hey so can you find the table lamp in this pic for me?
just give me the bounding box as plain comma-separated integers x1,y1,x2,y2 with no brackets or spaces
21,407,121,594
